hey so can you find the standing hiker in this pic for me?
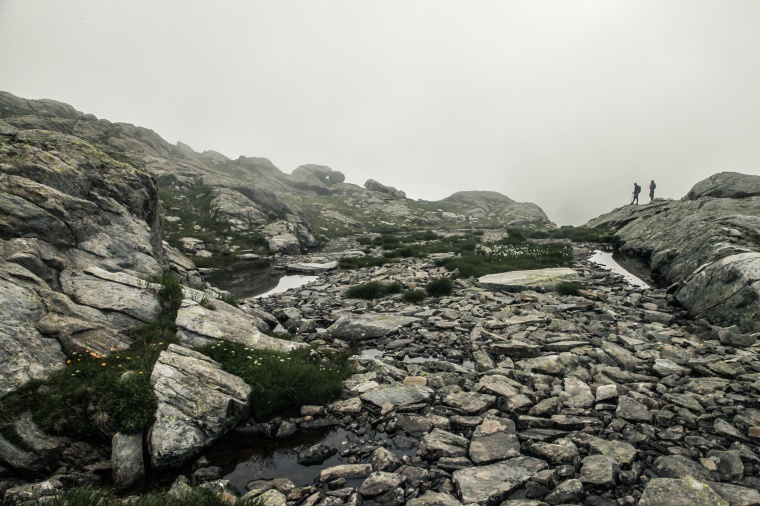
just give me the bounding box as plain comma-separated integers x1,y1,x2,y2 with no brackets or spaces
631,182,641,205
649,180,656,202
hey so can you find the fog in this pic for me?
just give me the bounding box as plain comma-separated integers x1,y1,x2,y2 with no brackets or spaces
2,0,760,225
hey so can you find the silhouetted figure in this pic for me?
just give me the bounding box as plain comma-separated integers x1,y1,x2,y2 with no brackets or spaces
631,182,641,204
649,180,656,202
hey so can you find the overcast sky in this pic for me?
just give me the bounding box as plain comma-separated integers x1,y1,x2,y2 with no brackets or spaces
2,1,760,225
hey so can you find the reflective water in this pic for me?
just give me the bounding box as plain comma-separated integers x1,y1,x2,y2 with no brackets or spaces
253,275,319,299
589,250,650,288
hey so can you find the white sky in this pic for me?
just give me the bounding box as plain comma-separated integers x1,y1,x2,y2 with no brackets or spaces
2,0,760,225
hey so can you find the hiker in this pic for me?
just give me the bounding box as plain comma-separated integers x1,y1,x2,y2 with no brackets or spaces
649,180,656,202
631,182,641,205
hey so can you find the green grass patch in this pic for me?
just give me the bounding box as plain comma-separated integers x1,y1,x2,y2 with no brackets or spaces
345,280,403,299
506,226,614,244
0,271,183,438
555,281,586,296
425,277,454,297
200,343,354,421
402,289,427,303
435,242,574,278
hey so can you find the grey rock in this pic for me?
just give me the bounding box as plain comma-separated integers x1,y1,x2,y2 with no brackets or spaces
357,471,405,497
652,455,716,482
543,478,583,505
580,455,619,487
360,384,434,408
468,416,520,464
328,313,421,340
298,444,338,466
319,463,373,482
405,491,463,506
149,344,251,469
639,477,728,506
707,450,744,482
616,395,652,422
478,268,578,292
452,456,548,504
112,433,145,489
420,428,470,460
705,482,760,506
442,391,496,414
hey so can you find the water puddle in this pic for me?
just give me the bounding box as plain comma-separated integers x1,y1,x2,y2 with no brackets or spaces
589,250,650,288
253,275,319,299
204,427,414,495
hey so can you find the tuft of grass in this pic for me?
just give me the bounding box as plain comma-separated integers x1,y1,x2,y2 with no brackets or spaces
0,271,183,439
555,281,586,296
402,289,427,303
200,343,354,421
425,276,454,297
345,280,403,299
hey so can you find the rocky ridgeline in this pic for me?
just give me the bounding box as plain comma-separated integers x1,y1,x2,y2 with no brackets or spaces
586,172,760,333
0,91,553,257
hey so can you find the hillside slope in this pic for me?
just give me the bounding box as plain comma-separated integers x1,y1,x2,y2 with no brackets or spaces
1,91,554,258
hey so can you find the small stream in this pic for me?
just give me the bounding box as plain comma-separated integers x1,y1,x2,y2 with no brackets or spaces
589,250,650,288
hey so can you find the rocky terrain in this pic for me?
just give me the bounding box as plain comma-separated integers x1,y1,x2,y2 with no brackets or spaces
586,172,760,332
3,89,760,505
0,90,553,260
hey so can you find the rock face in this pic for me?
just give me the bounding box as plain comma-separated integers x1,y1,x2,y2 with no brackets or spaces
0,91,556,253
0,125,174,396
149,344,251,469
587,171,760,331
478,267,578,292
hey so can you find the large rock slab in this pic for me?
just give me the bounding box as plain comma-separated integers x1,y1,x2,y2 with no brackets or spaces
477,268,578,292
149,344,251,469
360,384,434,408
328,314,421,340
468,416,520,464
675,252,760,331
175,300,302,351
452,456,548,504
0,264,66,395
639,478,728,506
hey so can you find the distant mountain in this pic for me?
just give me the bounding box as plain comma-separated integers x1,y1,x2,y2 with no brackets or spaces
0,91,554,257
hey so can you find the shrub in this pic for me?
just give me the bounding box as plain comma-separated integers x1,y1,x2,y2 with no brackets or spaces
402,289,427,303
200,343,354,420
346,281,387,299
426,276,454,297
555,281,586,296
345,280,403,299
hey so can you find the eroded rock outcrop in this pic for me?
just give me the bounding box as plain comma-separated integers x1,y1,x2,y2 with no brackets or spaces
587,171,760,331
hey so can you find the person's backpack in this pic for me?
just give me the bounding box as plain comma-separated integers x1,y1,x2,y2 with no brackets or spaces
635,184,641,193
651,182,656,189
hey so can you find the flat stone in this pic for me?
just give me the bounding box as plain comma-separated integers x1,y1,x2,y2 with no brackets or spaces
420,428,469,460
357,471,405,497
319,463,373,482
360,385,434,408
328,314,421,340
468,416,520,464
442,391,496,414
580,455,618,486
285,261,338,274
616,395,652,422
477,268,578,292
452,456,548,504
639,478,728,506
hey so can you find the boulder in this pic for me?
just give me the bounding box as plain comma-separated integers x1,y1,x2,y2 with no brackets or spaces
452,456,548,504
639,478,728,506
364,179,406,199
112,432,145,489
149,344,251,469
328,314,421,340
